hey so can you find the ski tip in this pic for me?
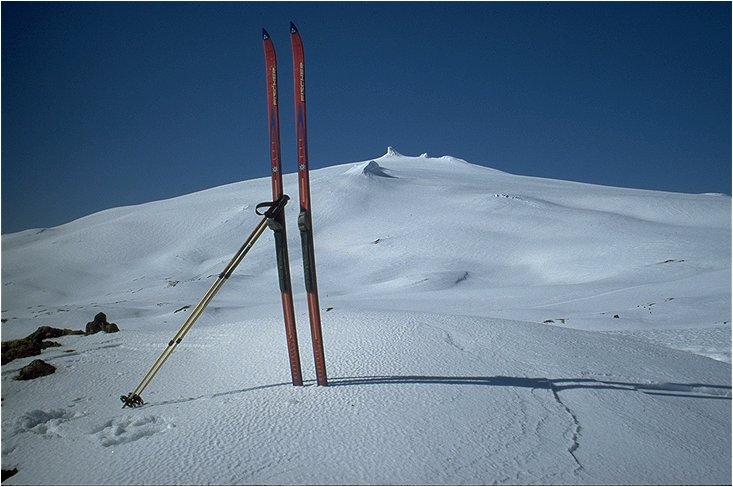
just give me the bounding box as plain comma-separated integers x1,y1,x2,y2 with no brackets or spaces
262,28,270,40
289,21,298,35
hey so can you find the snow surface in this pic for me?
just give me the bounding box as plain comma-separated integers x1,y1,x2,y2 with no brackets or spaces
2,148,731,484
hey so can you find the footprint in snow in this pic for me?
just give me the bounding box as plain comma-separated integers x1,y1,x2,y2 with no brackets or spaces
91,415,175,447
2,408,82,455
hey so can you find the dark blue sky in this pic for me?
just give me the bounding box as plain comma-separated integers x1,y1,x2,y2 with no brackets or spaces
2,2,730,233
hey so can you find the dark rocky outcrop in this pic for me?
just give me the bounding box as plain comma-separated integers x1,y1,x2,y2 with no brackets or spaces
15,359,56,380
29,326,84,342
2,338,44,365
85,312,120,335
2,468,18,481
2,327,83,365
2,313,120,365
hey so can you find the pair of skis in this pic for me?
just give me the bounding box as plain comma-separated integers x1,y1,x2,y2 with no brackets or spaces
264,23,327,387
120,23,325,408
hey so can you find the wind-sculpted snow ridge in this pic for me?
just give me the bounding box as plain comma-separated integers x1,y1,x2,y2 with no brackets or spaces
345,160,396,178
376,146,507,173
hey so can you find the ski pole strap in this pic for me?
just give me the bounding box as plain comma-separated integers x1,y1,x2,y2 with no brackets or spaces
256,194,290,218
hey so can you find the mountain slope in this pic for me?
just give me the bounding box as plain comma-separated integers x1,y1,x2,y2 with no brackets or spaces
1,148,730,484
3,149,729,338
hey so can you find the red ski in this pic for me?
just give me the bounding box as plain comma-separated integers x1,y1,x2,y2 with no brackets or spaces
290,22,328,386
263,28,303,386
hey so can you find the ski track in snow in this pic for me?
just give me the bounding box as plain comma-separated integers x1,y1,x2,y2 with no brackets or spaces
1,150,730,484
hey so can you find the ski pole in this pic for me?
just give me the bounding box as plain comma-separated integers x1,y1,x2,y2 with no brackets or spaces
121,196,290,408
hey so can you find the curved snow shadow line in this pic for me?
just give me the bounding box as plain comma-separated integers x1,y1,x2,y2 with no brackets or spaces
330,375,731,400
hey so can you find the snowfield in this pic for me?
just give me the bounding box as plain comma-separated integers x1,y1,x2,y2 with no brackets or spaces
2,148,731,484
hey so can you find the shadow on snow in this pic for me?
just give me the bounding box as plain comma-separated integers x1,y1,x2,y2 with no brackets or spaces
142,375,730,408
329,375,732,400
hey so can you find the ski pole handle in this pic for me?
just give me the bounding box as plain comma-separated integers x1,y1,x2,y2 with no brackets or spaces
256,194,290,218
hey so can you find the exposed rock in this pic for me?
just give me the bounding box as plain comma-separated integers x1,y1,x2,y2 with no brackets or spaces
2,338,43,365
29,326,84,342
85,312,120,335
2,314,118,365
2,326,83,365
2,468,18,481
16,359,56,380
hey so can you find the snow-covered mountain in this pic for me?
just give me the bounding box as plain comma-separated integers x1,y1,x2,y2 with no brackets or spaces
2,148,730,484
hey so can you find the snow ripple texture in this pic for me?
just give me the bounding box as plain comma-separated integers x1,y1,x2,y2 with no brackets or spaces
1,310,730,485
